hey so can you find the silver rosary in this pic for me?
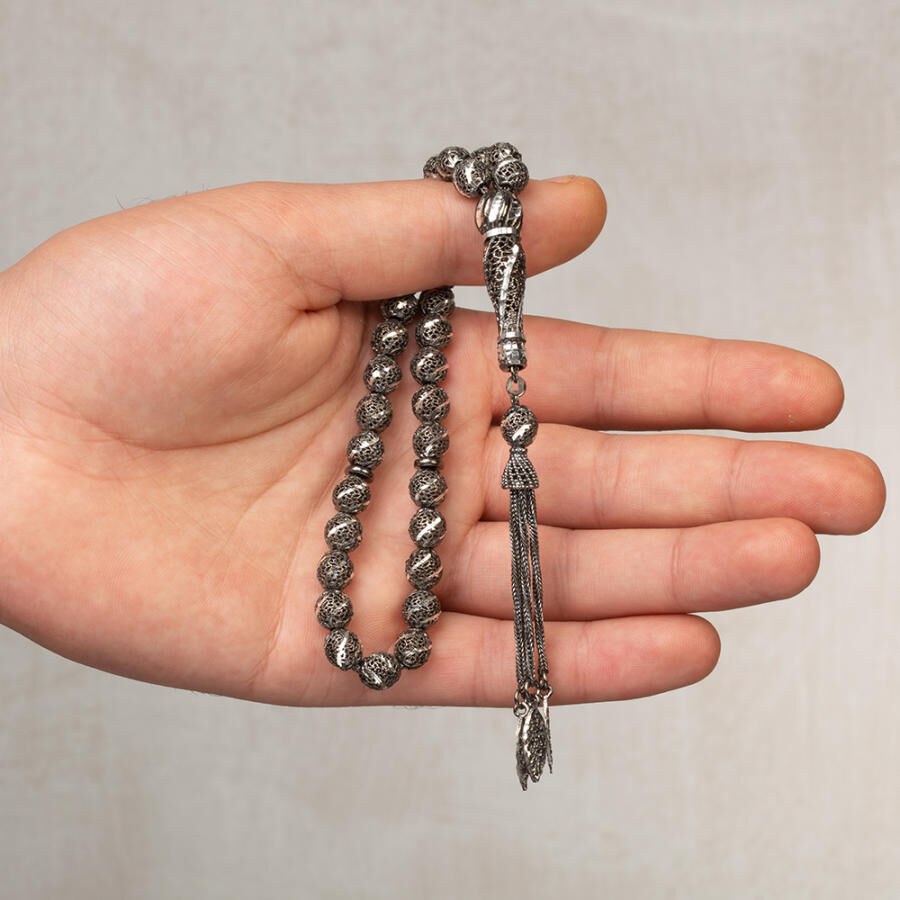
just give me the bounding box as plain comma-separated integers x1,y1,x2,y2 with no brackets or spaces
314,143,552,789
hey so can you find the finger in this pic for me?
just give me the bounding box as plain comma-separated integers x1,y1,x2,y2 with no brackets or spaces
299,612,720,707
460,312,845,433
188,175,606,306
443,518,820,620
479,427,886,534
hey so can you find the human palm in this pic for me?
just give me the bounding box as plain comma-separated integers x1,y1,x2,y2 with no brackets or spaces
0,177,884,707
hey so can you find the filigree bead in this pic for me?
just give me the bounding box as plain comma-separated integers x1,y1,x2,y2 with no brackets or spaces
355,393,393,433
317,550,353,589
490,141,522,163
324,628,362,670
332,475,371,514
409,468,447,507
394,628,433,669
412,385,450,422
494,157,529,192
364,355,402,394
423,156,441,179
410,348,448,385
406,548,443,589
346,430,384,469
380,294,418,323
357,652,402,690
500,404,538,447
419,287,456,318
371,318,408,357
402,590,442,628
452,156,492,197
415,314,452,349
435,146,470,180
413,422,449,460
408,507,446,548
325,512,362,551
316,590,353,629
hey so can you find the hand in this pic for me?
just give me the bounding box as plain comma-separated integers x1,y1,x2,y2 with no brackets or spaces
0,176,884,707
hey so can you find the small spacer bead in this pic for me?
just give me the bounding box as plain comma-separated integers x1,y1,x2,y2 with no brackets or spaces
345,464,373,481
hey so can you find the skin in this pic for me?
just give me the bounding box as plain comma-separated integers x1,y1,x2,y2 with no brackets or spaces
0,176,885,708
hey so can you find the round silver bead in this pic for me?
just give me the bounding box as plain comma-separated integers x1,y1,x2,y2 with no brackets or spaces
317,550,353,589
452,156,492,198
415,314,452,349
408,507,446,548
355,393,393,433
315,590,353,629
423,156,441,179
409,468,447,507
364,355,402,394
324,628,363,670
419,287,455,317
332,475,370,514
494,157,529,193
325,512,362,551
357,651,402,690
413,422,449,460
410,348,448,385
412,385,450,423
394,628,433,669
380,294,418,323
406,548,443,589
475,189,523,234
500,404,538,448
402,590,442,628
346,430,384,469
490,142,522,163
435,146,470,180
371,318,408,357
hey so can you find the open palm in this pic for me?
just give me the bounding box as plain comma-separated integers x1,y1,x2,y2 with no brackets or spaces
0,176,884,707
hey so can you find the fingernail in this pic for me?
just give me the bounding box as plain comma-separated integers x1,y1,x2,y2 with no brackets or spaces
547,174,577,184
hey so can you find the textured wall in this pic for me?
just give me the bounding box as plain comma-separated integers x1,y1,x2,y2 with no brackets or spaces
0,1,896,897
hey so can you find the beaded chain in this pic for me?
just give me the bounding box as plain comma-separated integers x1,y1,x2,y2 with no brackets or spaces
314,143,553,788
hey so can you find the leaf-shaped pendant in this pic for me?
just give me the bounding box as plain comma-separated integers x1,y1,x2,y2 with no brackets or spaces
515,705,549,790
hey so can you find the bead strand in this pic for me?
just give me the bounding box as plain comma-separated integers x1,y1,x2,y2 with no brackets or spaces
314,286,456,690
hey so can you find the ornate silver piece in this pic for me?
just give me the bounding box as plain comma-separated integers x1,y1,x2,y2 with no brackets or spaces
313,144,552,789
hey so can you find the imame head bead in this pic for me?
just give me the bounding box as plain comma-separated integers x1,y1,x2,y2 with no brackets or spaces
500,404,538,448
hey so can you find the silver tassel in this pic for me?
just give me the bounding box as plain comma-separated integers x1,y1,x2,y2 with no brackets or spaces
502,416,553,790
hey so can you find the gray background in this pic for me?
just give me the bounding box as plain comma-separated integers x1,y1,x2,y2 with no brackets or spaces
0,1,896,897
